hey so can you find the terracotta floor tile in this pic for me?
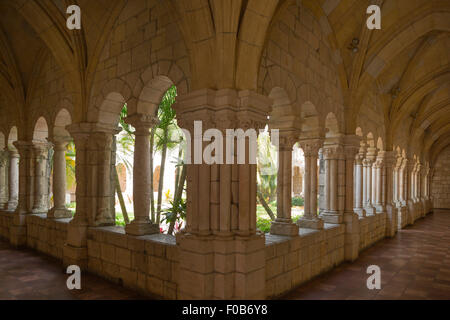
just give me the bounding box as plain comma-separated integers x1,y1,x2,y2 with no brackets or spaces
284,210,450,300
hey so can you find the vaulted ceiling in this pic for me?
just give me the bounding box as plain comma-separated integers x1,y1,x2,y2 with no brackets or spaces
0,0,448,165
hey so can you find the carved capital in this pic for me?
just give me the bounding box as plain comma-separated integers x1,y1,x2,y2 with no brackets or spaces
299,139,323,157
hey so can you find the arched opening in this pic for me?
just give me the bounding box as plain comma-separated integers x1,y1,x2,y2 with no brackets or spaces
49,109,75,218
33,117,49,142
104,79,185,235
324,112,340,138
32,117,51,213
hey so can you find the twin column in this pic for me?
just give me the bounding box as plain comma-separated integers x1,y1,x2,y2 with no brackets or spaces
297,139,324,229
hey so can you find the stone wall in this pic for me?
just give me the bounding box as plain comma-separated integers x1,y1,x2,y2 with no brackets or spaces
86,226,179,299
25,214,70,260
265,224,345,298
0,211,12,240
358,213,386,251
432,146,450,209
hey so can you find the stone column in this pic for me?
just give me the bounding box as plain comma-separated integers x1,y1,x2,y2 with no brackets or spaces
173,89,270,299
364,147,376,215
63,125,89,269
125,114,159,235
0,151,9,209
31,142,51,214
9,141,33,246
270,134,299,236
384,151,398,237
6,148,19,211
354,144,366,217
374,151,385,213
342,135,360,261
321,141,344,224
297,139,324,229
48,138,72,219
63,123,119,269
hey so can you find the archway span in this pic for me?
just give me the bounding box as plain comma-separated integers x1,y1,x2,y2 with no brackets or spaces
33,117,49,142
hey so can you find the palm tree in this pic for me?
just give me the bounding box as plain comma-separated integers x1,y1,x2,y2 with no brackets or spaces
257,128,278,219
154,85,181,224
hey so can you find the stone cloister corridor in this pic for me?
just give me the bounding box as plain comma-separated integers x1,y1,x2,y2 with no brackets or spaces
0,0,449,301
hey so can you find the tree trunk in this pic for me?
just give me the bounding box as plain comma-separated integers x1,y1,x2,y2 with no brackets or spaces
156,129,168,224
114,168,129,224
150,128,155,223
168,164,186,235
257,188,276,221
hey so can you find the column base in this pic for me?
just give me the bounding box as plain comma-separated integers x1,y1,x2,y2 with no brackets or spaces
364,205,376,216
125,221,160,236
0,202,7,210
320,211,343,224
297,217,324,229
31,207,48,215
270,221,299,236
48,207,73,219
6,201,18,212
354,207,366,217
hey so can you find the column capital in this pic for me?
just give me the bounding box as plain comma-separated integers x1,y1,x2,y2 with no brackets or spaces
125,113,158,134
366,146,378,161
173,88,271,132
51,136,72,151
322,143,344,160
298,138,323,157
343,134,360,159
67,122,121,142
277,132,300,151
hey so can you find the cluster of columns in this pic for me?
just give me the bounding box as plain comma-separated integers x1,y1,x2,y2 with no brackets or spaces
353,143,386,217
0,137,73,245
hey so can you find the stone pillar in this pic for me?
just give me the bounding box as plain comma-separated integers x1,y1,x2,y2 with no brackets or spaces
354,144,366,217
63,123,119,269
31,142,51,214
0,151,9,209
342,135,360,261
48,138,72,219
321,141,344,224
125,114,159,235
270,134,299,236
417,163,424,217
297,139,324,229
374,151,385,213
9,141,33,246
6,148,19,211
173,89,270,299
384,151,398,237
364,147,376,215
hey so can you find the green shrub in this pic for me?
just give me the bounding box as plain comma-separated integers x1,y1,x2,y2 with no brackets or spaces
257,218,272,234
292,196,304,207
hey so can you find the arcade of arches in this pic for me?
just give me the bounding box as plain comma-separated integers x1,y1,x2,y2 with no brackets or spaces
0,0,449,300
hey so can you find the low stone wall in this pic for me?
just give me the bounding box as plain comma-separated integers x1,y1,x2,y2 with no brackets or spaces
359,213,386,251
0,208,432,299
265,224,345,298
0,211,13,240
25,214,70,260
86,226,179,299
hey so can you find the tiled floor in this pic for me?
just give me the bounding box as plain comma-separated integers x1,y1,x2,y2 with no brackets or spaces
1,210,449,300
284,209,450,300
0,241,146,300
